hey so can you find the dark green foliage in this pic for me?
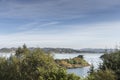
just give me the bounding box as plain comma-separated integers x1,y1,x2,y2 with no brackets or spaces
85,69,116,80
85,50,120,80
0,45,80,80
77,55,83,59
100,51,120,80
15,44,30,57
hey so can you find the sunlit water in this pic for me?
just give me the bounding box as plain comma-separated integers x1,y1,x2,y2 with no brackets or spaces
0,53,14,58
53,53,104,77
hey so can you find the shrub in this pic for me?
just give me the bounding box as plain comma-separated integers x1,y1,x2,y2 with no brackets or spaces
85,69,116,80
100,51,120,80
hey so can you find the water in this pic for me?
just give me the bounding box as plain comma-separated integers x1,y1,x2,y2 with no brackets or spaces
0,53,14,58
53,53,104,77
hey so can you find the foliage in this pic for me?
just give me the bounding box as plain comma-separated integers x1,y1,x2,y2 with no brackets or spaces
77,55,83,59
85,69,116,80
84,50,120,80
15,44,30,57
100,51,120,80
55,55,89,68
0,45,80,80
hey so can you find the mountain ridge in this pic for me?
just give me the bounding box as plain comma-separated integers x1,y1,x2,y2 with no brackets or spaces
0,47,115,53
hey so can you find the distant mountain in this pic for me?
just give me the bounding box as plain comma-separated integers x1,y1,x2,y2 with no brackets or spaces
42,48,115,53
0,48,16,53
80,48,115,53
42,48,83,53
0,47,115,53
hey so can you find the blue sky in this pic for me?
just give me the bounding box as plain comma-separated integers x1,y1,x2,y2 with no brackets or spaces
0,0,120,48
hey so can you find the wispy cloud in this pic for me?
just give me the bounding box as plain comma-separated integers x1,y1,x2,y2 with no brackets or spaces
17,21,60,34
0,20,120,48
0,0,120,48
0,0,120,20
18,22,39,30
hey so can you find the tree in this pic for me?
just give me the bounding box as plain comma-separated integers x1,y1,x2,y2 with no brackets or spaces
85,69,116,80
0,45,80,80
15,44,30,57
100,51,120,80
84,50,119,80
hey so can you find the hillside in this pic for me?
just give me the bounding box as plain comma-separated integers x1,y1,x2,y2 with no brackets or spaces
0,47,115,53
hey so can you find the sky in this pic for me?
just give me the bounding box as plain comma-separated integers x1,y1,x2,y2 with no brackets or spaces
0,0,120,49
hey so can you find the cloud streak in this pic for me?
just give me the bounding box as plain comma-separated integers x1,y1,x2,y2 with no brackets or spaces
0,0,120,48
0,0,120,20
0,20,120,48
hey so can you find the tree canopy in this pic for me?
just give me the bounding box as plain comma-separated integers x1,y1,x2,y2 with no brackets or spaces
0,45,80,80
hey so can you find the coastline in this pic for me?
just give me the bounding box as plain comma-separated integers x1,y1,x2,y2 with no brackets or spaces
55,55,90,69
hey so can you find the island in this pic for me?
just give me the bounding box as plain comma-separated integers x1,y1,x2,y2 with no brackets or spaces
55,55,90,69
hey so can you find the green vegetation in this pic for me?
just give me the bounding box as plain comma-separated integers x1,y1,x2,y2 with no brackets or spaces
84,69,116,80
0,44,120,80
55,55,89,68
100,50,120,80
84,50,120,80
0,45,80,80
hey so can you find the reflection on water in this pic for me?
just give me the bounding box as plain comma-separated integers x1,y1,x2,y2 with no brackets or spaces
54,53,104,77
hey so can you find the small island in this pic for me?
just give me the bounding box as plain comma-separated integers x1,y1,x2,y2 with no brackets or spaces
55,55,90,69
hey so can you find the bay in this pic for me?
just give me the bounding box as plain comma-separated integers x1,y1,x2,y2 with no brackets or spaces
53,53,104,77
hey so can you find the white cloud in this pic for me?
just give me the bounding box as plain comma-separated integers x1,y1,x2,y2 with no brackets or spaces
0,21,120,48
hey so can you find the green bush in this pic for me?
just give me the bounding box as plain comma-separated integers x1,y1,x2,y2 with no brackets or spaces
100,51,120,80
85,69,116,80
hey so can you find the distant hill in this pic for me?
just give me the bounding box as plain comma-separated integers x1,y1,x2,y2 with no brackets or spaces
0,47,115,53
0,48,16,53
80,48,115,53
42,48,83,53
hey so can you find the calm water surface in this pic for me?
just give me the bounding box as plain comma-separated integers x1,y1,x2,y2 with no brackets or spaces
53,53,104,77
